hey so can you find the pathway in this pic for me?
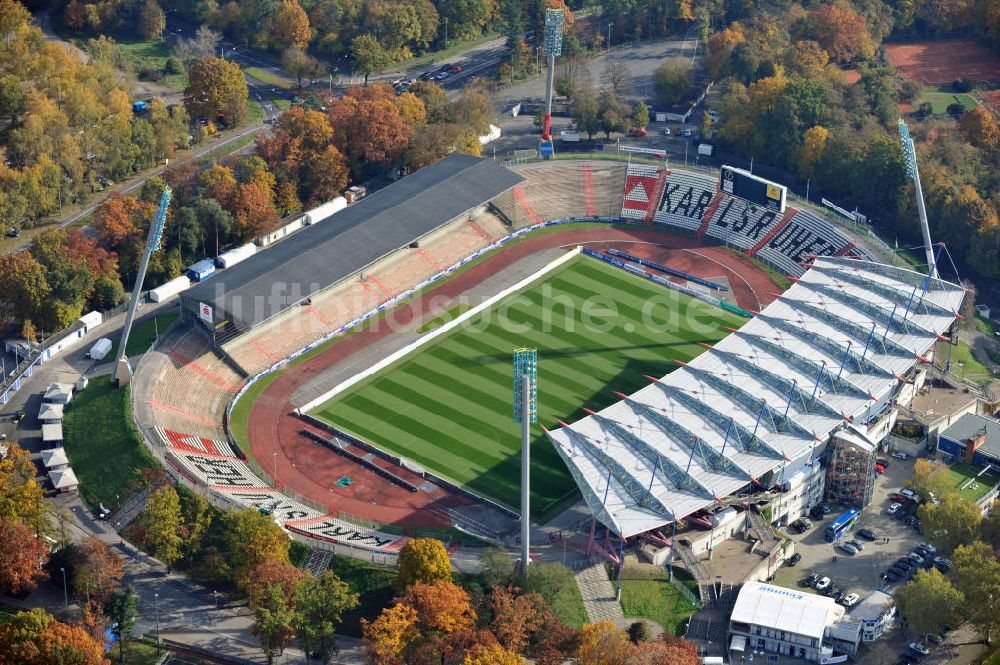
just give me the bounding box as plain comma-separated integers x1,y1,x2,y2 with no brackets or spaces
574,563,625,623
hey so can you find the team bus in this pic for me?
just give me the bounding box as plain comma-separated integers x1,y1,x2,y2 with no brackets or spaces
824,508,860,542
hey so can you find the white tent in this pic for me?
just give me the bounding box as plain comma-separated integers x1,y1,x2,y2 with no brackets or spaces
43,382,73,404
41,423,63,444
38,402,64,423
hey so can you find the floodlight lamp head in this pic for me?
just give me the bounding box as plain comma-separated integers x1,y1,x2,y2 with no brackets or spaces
543,9,564,56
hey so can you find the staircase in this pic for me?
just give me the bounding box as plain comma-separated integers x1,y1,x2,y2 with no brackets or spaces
746,507,777,543
673,539,710,582
574,563,626,623
302,547,333,576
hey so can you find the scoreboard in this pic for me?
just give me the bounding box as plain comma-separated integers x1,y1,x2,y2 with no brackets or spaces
720,165,787,213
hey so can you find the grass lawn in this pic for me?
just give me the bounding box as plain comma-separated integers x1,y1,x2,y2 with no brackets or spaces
115,38,187,91
229,369,285,464
244,66,295,90
940,462,997,503
975,314,997,337
312,254,743,514
921,86,978,115
615,563,700,635
196,132,260,165
109,310,180,359
937,339,994,388
63,376,160,511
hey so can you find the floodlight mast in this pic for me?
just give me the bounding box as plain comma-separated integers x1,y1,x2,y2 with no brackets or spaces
898,120,937,279
114,186,172,386
539,9,564,159
513,348,538,578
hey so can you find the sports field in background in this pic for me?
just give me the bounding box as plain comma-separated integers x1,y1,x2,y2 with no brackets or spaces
312,255,745,513
940,461,999,503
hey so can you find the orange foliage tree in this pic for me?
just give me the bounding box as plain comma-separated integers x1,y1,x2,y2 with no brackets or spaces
72,536,124,605
0,517,49,595
0,608,109,665
399,580,477,634
808,2,874,63
362,603,421,665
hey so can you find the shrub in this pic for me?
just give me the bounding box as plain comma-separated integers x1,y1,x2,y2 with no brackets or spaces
627,620,650,644
165,56,184,75
946,102,966,118
138,67,164,81
953,78,974,93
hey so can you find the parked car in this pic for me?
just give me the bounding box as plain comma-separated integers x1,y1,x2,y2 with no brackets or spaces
877,458,890,468
909,643,930,656
836,543,858,556
857,528,878,540
909,553,925,565
919,543,937,554
786,553,802,567
840,593,860,607
814,576,831,591
891,451,909,460
682,128,693,137
887,502,901,515
663,127,671,135
448,64,462,74
926,634,943,644
847,539,865,551
628,127,648,137
801,573,820,587
889,493,908,503
883,570,901,583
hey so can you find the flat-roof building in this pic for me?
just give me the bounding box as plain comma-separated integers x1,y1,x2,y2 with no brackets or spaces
728,582,859,662
938,413,1000,466
853,590,895,643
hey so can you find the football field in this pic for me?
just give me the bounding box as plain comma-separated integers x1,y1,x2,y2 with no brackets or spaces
312,255,745,514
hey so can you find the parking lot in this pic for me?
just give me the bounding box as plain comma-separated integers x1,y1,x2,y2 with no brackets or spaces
772,455,926,602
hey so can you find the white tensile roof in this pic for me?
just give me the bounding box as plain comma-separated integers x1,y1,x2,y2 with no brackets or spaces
49,467,79,489
731,582,844,640
545,257,965,538
41,447,69,468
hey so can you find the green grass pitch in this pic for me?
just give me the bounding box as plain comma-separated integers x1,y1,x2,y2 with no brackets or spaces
312,255,745,514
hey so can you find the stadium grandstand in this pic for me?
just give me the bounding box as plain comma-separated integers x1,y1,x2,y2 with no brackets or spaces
545,256,965,544
619,164,873,275
180,154,523,345
131,155,928,561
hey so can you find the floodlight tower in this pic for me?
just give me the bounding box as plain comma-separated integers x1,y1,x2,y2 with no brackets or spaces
513,348,538,577
539,9,564,159
114,186,172,386
898,119,937,279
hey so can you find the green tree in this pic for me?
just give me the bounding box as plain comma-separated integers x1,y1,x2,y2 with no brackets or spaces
138,0,167,40
919,493,983,553
598,89,628,138
632,101,650,129
572,82,601,139
0,252,51,322
140,485,184,571
397,538,451,591
294,570,360,663
184,56,249,127
254,585,298,665
952,542,1000,644
896,568,963,640
108,585,138,663
91,273,126,310
351,35,393,86
479,547,515,589
653,58,694,106
437,0,492,40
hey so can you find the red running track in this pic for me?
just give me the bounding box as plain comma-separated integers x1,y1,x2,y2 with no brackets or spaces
247,227,782,528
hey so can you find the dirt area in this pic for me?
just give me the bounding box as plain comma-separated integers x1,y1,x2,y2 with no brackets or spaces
981,89,1000,116
885,40,1000,85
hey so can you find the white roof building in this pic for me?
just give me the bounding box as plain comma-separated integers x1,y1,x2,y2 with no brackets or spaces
38,402,64,423
49,467,78,491
43,382,74,405
729,582,860,661
546,258,965,538
41,447,69,469
42,422,63,444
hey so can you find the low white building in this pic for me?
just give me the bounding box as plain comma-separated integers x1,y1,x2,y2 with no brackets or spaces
43,382,73,405
38,402,64,424
41,447,69,470
853,590,895,643
729,582,860,662
49,467,78,493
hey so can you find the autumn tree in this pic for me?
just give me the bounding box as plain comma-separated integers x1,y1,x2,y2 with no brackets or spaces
282,47,324,89
952,542,1000,644
176,26,222,63
271,0,311,50
906,459,948,502
245,560,307,609
794,125,828,179
896,568,964,640
599,90,629,138
958,107,1000,151
0,516,49,595
490,586,541,654
73,536,124,605
400,580,477,634
137,485,184,571
294,570,359,664
0,252,50,325
184,56,249,127
633,102,650,130
363,603,420,665
397,537,451,590
254,584,298,665
808,2,875,63
571,82,601,140
223,508,291,587
138,0,166,40
463,643,524,664
0,608,109,665
0,441,46,532
577,621,633,665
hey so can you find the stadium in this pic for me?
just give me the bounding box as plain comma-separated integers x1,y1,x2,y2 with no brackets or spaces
130,153,965,572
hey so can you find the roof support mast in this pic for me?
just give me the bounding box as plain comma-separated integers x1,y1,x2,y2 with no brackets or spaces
899,119,937,279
